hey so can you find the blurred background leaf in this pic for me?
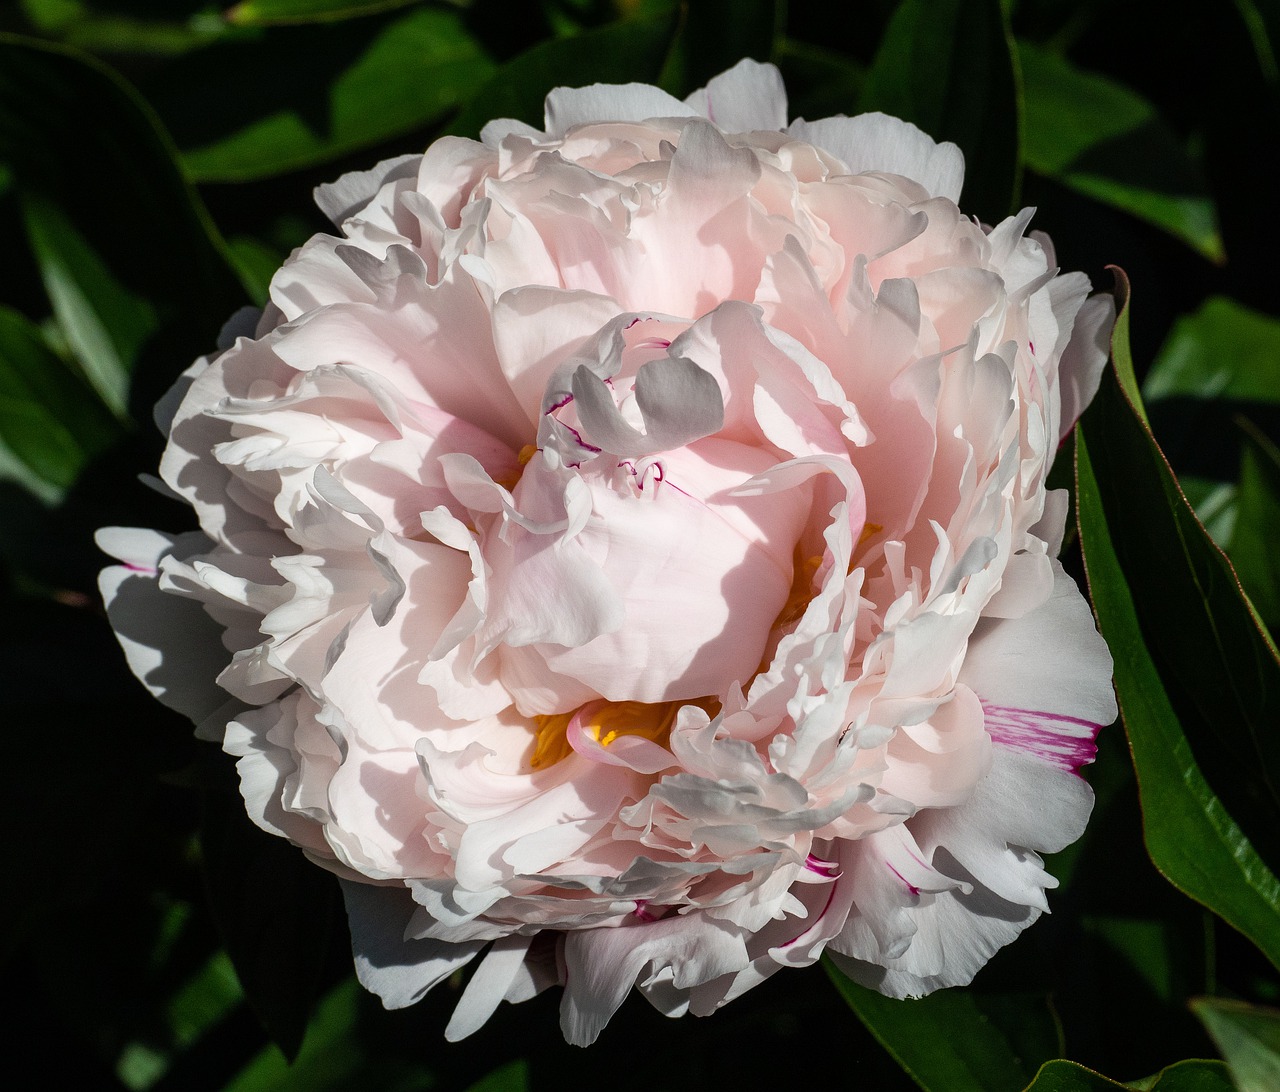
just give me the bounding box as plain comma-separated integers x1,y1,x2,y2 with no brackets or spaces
447,3,678,137
859,0,1021,223
148,6,495,181
225,0,427,28
0,304,121,499
1019,42,1223,263
1192,997,1280,1092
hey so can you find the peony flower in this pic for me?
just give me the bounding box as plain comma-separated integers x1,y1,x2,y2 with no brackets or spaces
99,59,1117,1045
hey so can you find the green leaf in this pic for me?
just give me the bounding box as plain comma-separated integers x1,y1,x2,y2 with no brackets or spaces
1075,273,1280,972
1019,42,1223,263
447,6,680,137
0,305,121,495
825,961,1038,1092
1024,1058,1235,1091
1144,297,1280,406
151,7,495,182
1192,997,1280,1092
1231,421,1280,635
1234,0,1280,88
0,34,250,403
226,0,424,26
859,0,1021,223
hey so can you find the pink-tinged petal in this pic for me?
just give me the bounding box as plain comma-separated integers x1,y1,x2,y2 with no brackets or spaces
832,743,1093,997
1057,292,1116,444
496,441,810,707
223,694,335,859
101,58,1117,1045
565,702,682,775
684,58,788,132
829,880,1037,999
491,286,622,425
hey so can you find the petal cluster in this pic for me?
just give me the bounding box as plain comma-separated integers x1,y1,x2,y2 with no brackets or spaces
100,60,1116,1044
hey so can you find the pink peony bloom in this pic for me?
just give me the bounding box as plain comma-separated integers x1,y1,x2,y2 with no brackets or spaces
99,60,1117,1045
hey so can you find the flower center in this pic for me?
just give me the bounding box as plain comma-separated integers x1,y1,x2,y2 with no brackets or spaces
528,696,720,770
494,443,539,491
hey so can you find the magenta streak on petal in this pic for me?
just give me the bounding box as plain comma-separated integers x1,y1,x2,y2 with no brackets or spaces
905,847,930,872
982,701,1103,775
886,862,920,897
1029,340,1036,355
545,393,573,414
634,337,672,350
804,853,840,878
559,422,601,455
632,899,659,923
124,562,158,574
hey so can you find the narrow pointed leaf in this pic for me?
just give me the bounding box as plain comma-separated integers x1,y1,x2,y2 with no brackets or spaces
1075,272,1280,971
20,191,156,418
825,961,1039,1092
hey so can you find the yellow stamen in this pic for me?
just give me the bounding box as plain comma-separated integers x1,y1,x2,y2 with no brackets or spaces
528,696,720,770
777,550,824,627
495,445,539,491
530,711,574,769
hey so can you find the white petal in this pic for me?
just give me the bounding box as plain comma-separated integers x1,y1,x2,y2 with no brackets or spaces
314,154,422,226
684,59,788,131
544,83,696,135
961,560,1117,732
560,916,749,1045
789,113,965,203
340,880,485,1008
96,528,233,724
445,935,534,1040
